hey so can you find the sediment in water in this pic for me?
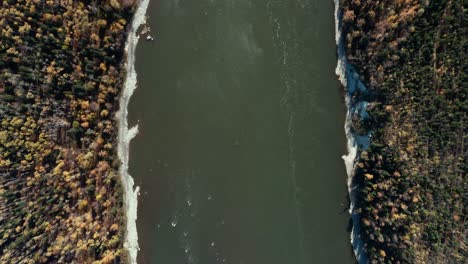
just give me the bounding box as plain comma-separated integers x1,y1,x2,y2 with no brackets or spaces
117,0,150,263
334,0,370,263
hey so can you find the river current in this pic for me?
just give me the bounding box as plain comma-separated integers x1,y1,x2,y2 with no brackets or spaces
127,0,354,263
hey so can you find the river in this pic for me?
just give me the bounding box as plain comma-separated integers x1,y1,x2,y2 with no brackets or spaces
128,0,354,263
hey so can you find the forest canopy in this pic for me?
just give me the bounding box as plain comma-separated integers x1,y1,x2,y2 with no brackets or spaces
0,0,136,263
341,0,466,263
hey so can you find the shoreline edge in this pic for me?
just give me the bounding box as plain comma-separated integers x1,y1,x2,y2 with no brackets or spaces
117,0,150,263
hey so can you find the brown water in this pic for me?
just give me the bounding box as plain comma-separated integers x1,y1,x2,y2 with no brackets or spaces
128,0,354,263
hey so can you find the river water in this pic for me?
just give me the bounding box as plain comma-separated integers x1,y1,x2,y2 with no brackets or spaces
128,0,353,263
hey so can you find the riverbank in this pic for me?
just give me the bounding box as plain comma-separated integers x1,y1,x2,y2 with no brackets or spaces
340,0,465,263
334,1,369,263
0,1,139,263
118,0,150,263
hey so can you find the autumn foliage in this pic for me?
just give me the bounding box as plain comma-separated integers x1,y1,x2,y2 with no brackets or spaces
0,0,136,263
341,0,466,263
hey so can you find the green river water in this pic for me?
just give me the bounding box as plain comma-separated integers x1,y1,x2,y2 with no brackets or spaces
128,0,354,263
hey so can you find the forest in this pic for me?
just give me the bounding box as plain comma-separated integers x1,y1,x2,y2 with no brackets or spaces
0,0,135,263
341,0,466,263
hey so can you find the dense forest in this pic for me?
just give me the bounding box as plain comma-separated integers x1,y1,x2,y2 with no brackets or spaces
341,0,466,263
0,0,135,263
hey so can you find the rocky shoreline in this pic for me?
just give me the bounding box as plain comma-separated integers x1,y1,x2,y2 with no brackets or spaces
334,1,370,263
118,0,150,262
